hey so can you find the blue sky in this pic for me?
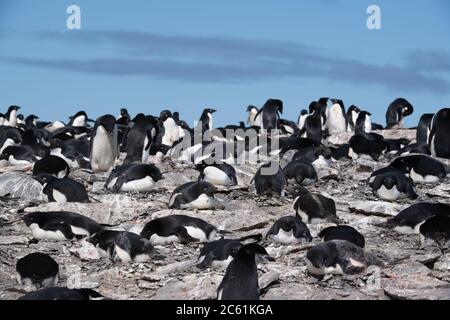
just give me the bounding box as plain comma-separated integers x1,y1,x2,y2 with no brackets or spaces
0,0,449,127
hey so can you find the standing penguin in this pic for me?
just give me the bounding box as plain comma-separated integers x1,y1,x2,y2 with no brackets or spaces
297,109,309,132
416,113,434,145
326,99,347,135
299,104,322,145
247,105,262,127
158,110,180,147
217,243,274,300
346,105,361,132
196,108,217,133
90,114,118,172
252,161,286,196
385,98,414,129
355,111,372,134
254,99,283,131
4,105,20,127
428,108,450,159
68,111,91,127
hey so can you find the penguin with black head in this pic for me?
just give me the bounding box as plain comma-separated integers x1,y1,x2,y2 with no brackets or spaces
33,155,69,178
266,215,312,245
34,174,90,203
416,113,434,145
346,105,361,132
217,243,274,300
4,105,20,127
428,108,450,159
105,163,163,192
385,98,414,129
252,161,286,196
90,114,118,172
196,162,238,186
369,169,418,201
197,239,243,269
326,99,347,135
254,99,283,131
16,252,59,289
168,181,218,210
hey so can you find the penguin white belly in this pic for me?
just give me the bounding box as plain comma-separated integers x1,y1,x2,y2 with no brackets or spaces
364,116,372,133
298,115,307,130
184,193,213,209
211,256,234,269
430,135,436,157
0,159,10,168
393,225,419,235
121,176,155,192
107,177,119,190
410,168,439,183
306,259,344,275
327,106,346,135
72,115,86,127
114,244,132,263
162,118,179,146
149,233,180,245
0,138,16,153
29,223,67,241
70,226,90,237
91,127,114,171
8,156,30,166
168,193,182,207
95,246,112,259
142,136,150,163
185,226,208,242
57,169,68,179
203,167,231,186
313,155,330,169
272,229,298,245
348,147,358,160
50,149,79,168
133,253,151,263
52,189,68,203
295,208,309,224
376,185,404,201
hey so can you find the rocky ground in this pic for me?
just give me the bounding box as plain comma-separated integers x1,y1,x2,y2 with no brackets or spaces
1,129,450,300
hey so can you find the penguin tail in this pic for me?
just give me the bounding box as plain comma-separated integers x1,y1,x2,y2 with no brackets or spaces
236,233,263,243
217,229,233,235
366,253,385,268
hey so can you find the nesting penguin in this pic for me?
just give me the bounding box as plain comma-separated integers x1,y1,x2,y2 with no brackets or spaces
318,225,365,248
89,114,118,172
196,239,243,269
252,161,286,196
265,215,312,245
16,252,59,289
23,211,103,241
140,214,220,245
283,160,318,186
306,240,383,276
293,187,338,224
1,145,37,165
87,230,158,263
386,202,450,234
34,174,90,203
168,181,217,210
348,132,387,161
389,154,447,183
19,287,106,300
196,162,238,186
369,168,418,201
217,243,274,300
419,215,450,248
32,155,69,178
0,127,22,153
105,163,163,192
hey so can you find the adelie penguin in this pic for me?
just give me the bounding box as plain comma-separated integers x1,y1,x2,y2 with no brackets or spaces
197,108,216,133
346,105,361,132
196,162,238,187
23,211,103,241
196,239,243,269
252,161,286,196
297,109,309,132
247,105,262,127
416,113,434,145
299,103,322,144
34,174,90,203
292,145,332,169
168,181,218,210
33,155,69,178
0,127,22,153
419,215,450,248
90,114,118,172
3,105,20,127
159,110,180,147
254,99,283,131
1,145,37,165
87,230,159,263
369,168,418,201
389,154,447,183
140,214,220,245
282,160,318,186
217,243,274,300
348,132,387,161
354,111,372,134
318,225,365,248
326,99,347,135
385,98,414,129
105,163,163,193
306,240,383,276
16,252,59,289
293,187,339,224
428,108,450,159
386,202,450,234
265,215,312,245
19,287,106,300
68,111,92,127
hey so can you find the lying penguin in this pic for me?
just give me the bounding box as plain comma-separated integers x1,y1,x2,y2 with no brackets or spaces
19,287,106,300
1,145,37,165
306,240,383,276
87,230,158,263
140,214,220,245
252,161,286,196
283,160,318,186
419,215,450,248
168,181,217,210
348,133,387,161
23,211,103,241
292,146,332,169
105,163,164,193
389,154,447,183
386,202,450,234
33,155,70,178
34,174,90,203
265,215,312,245
318,225,365,248
369,169,418,201
196,239,243,269
196,162,238,187
16,252,59,289
217,243,274,300
293,187,339,224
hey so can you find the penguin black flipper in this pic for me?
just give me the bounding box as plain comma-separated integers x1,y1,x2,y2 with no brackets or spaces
196,252,214,269
397,176,418,199
112,176,127,193
42,221,76,240
177,226,200,243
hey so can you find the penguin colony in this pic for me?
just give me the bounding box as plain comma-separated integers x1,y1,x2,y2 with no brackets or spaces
0,99,449,300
